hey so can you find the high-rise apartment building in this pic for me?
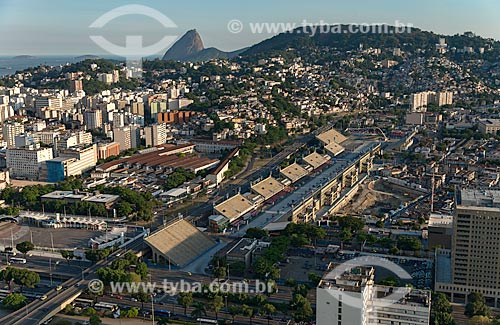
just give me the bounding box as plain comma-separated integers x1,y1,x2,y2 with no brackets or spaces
69,79,83,93
410,92,429,112
113,125,141,151
2,121,25,147
410,91,453,112
84,110,103,130
144,123,167,147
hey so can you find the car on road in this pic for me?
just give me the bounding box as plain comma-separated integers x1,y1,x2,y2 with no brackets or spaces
40,295,47,301
56,285,62,291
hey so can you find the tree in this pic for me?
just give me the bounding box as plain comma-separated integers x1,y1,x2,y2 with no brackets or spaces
470,315,494,324
191,301,207,318
120,307,139,318
308,272,322,286
241,304,255,325
253,294,267,306
89,314,102,325
132,289,150,309
210,295,225,320
338,225,353,242
465,292,491,318
83,307,97,316
14,269,40,292
245,227,269,239
338,216,366,232
177,292,193,315
0,268,41,292
115,201,133,217
290,294,313,323
60,250,75,265
431,292,455,325
263,303,277,325
228,305,241,323
397,236,423,251
2,293,26,310
293,284,309,297
135,262,148,280
214,266,227,282
85,248,110,263
16,241,34,258
378,276,399,287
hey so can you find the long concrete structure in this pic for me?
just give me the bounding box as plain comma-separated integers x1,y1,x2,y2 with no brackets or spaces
256,141,380,230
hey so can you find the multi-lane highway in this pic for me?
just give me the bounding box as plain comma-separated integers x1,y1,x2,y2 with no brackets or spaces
0,238,143,325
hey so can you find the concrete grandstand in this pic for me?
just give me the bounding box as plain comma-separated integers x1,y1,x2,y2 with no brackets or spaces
145,219,216,267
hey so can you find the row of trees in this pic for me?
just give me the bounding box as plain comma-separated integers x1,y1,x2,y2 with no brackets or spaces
0,267,40,292
175,289,313,324
0,180,158,221
96,252,148,287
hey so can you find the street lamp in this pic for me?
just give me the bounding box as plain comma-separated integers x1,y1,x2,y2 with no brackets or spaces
22,299,28,316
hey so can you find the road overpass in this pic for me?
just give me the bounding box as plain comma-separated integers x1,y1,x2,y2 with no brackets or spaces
0,238,144,325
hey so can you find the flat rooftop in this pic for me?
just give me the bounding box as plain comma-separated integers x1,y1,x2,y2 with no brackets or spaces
303,152,330,169
428,213,453,228
316,129,347,145
226,238,257,257
251,176,285,200
479,118,500,126
214,194,254,222
457,188,500,208
325,142,345,156
435,251,452,284
41,191,73,200
280,163,309,183
373,287,430,308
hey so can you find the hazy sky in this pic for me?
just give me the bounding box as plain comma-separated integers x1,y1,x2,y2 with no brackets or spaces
0,0,499,56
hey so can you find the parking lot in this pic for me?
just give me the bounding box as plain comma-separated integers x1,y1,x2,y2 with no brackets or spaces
280,249,433,289
0,221,102,249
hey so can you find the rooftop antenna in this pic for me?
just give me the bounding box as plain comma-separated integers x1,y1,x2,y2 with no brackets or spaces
430,172,435,213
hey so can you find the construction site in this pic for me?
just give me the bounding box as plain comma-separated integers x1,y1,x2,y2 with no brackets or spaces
336,177,423,217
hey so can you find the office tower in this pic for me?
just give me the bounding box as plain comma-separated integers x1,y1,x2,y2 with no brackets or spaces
447,189,500,306
6,145,53,180
317,266,431,325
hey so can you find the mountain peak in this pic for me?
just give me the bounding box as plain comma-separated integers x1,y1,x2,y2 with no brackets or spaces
162,29,205,61
162,29,245,62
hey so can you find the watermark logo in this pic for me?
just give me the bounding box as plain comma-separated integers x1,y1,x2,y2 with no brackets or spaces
93,279,275,296
227,19,244,34
89,4,178,78
324,256,413,309
88,279,104,294
227,19,413,37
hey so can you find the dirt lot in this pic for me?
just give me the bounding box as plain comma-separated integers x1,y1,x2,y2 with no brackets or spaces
337,179,417,216
0,222,102,249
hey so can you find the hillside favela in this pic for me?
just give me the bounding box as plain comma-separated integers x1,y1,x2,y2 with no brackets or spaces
1,1,500,325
